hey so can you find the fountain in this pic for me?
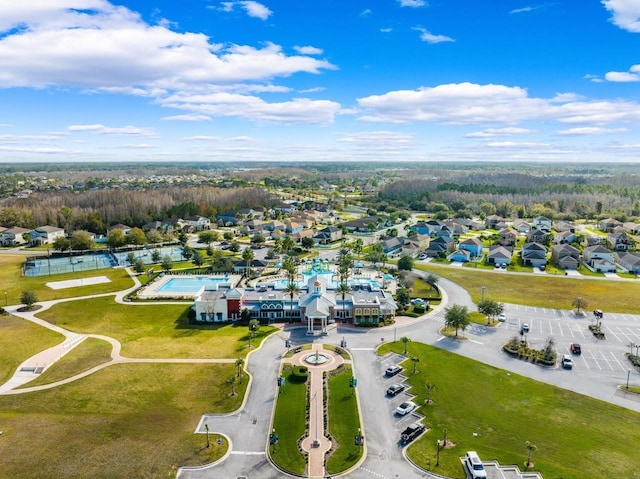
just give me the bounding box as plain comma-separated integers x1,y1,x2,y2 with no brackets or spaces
304,351,330,365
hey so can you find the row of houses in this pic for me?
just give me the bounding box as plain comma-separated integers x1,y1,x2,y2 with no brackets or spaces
0,225,66,247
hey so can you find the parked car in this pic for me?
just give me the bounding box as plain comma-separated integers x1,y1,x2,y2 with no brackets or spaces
570,343,582,355
385,365,403,377
562,354,573,369
520,323,530,334
464,451,487,479
500,263,507,269
400,422,426,443
395,401,417,416
386,383,406,396
498,313,506,322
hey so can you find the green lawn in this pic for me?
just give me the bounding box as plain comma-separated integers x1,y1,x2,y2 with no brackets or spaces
0,254,134,304
35,296,276,358
417,263,640,313
379,342,640,479
0,363,243,479
20,337,113,388
0,313,64,384
326,365,363,475
270,365,307,475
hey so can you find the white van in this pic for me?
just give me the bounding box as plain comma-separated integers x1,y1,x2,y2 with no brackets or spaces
464,451,487,479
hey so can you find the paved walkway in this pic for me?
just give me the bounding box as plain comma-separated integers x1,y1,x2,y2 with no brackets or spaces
289,344,345,478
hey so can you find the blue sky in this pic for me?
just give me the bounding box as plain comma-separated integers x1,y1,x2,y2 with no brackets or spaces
2,0,640,163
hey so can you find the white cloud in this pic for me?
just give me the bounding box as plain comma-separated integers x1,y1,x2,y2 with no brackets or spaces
161,114,212,121
510,6,535,14
466,127,536,138
161,92,342,124
602,0,640,32
360,9,372,16
556,127,627,135
487,141,547,148
337,131,414,145
380,27,392,33
356,82,640,125
68,124,157,136
413,27,454,44
294,45,324,55
604,64,640,82
398,0,426,7
299,87,326,93
181,135,253,142
239,1,272,20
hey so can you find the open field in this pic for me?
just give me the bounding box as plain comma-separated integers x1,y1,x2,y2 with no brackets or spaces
379,341,640,479
35,296,277,358
0,363,243,479
20,337,113,388
0,254,134,303
418,263,640,313
0,313,63,384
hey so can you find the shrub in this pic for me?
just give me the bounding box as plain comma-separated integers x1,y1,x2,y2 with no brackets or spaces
413,304,425,314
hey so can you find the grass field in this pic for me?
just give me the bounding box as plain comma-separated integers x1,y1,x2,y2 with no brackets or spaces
35,296,277,358
379,341,640,479
325,365,363,475
270,365,307,475
20,337,113,388
0,313,64,384
0,363,244,479
0,254,134,303
417,262,640,313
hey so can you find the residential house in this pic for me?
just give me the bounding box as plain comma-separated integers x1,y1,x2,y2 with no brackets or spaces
273,203,295,215
551,244,580,270
283,219,304,235
107,223,132,235
591,258,617,273
436,225,454,239
553,220,576,233
458,237,483,257
0,226,30,246
453,218,484,231
442,221,468,236
380,236,403,255
600,218,623,232
607,227,633,251
449,249,471,263
29,225,65,245
424,236,455,257
341,216,389,233
521,242,548,267
623,222,640,235
512,219,531,234
487,245,512,266
485,215,505,230
232,259,269,274
583,245,614,265
615,252,640,274
498,228,517,246
533,216,552,231
526,228,547,244
554,230,576,244
410,221,435,236
314,226,343,245
185,215,211,231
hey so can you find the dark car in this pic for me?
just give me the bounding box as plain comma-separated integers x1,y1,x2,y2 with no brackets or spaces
386,383,406,396
570,343,582,355
385,365,403,377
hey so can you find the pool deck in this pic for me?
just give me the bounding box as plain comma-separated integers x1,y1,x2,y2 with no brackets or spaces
136,273,242,300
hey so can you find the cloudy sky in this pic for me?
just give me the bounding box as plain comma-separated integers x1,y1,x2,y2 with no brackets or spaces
2,0,640,163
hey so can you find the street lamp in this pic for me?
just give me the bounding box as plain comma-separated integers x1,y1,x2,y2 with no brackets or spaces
4,291,6,306
627,369,631,390
480,285,486,302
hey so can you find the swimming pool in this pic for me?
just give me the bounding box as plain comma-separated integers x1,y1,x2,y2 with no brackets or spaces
157,276,232,293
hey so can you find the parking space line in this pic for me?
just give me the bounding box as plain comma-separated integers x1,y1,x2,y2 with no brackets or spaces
580,355,590,370
625,329,640,341
599,350,615,371
609,352,626,372
584,351,601,370
614,327,633,344
604,326,622,342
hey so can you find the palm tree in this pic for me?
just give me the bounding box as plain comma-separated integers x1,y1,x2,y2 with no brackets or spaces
248,319,260,347
525,441,537,468
227,375,237,396
351,238,363,262
235,358,245,380
284,281,301,323
336,281,351,322
411,356,420,374
400,336,411,355
242,247,254,276
425,383,435,404
282,256,297,282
